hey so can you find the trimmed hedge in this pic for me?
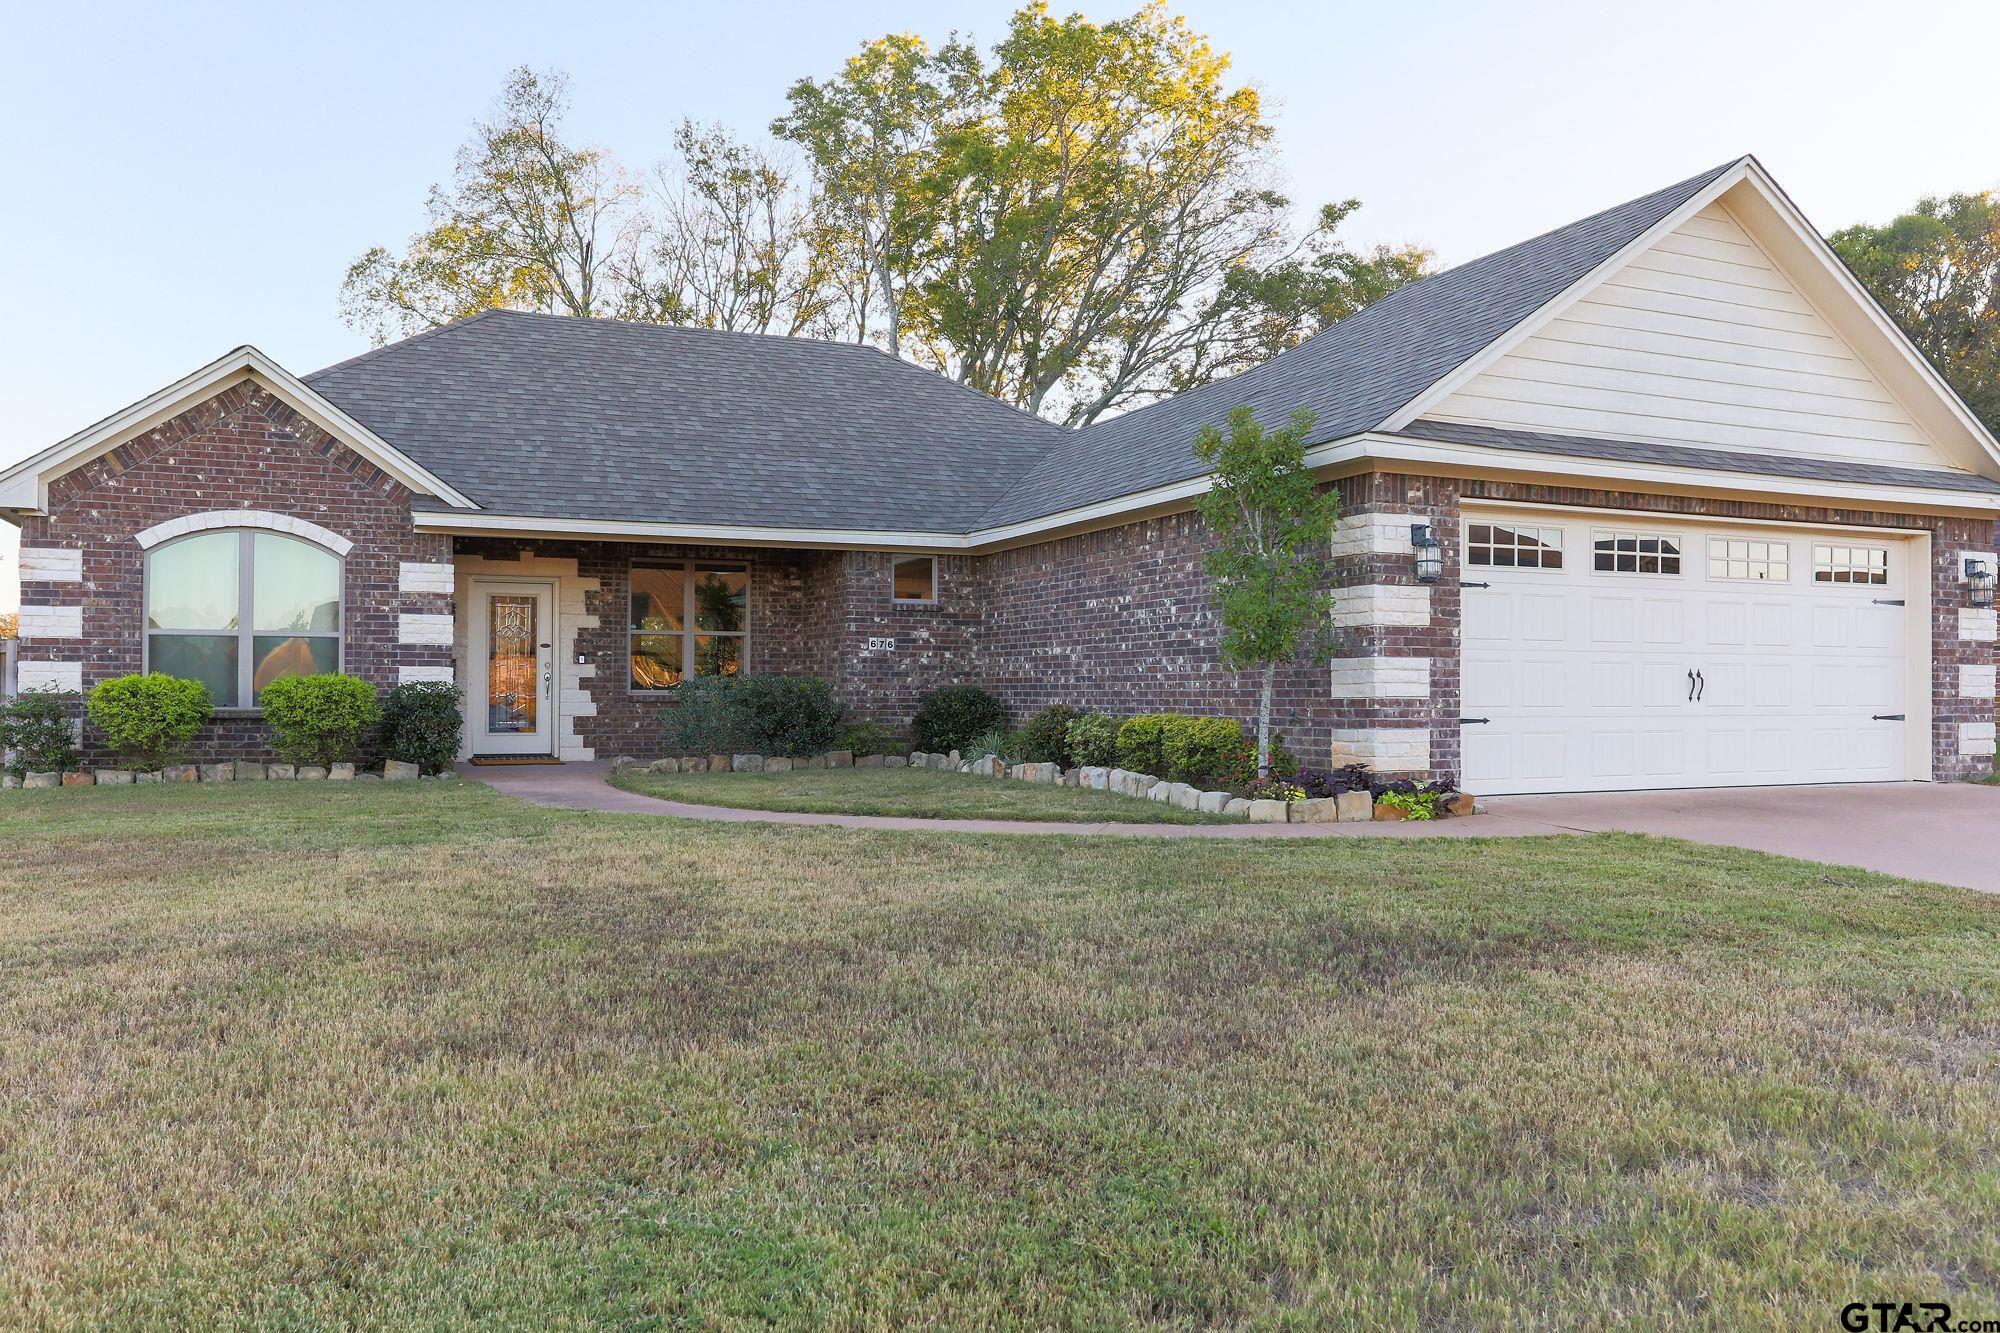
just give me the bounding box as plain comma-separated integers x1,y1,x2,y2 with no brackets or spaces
1013,703,1083,767
85,674,213,771
911,684,1005,754
259,674,381,766
1065,712,1118,768
1115,713,1296,787
660,674,846,758
381,681,464,776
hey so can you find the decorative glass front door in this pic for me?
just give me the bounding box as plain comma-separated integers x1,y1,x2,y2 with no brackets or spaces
471,580,556,756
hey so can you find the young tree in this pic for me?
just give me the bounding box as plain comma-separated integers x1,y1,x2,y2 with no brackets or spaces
1832,191,2000,436
341,67,641,343
1193,406,1337,778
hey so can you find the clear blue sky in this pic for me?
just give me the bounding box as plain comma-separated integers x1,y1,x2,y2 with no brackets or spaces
3,0,1996,601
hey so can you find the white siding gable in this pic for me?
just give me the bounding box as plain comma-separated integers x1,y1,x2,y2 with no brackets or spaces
1429,202,1950,469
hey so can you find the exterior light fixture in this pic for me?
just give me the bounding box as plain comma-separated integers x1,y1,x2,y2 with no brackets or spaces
1965,558,1996,610
1410,523,1443,585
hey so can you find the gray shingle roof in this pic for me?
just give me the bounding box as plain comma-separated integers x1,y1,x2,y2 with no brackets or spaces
977,159,1742,528
1398,419,2000,494
305,311,1068,532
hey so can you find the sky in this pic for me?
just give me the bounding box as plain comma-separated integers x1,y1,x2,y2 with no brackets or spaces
3,0,1998,608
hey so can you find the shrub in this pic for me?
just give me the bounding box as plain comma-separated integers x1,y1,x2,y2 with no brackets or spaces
660,674,846,758
1113,714,1175,776
259,674,381,766
1294,764,1372,799
1065,712,1118,768
380,681,463,775
1162,716,1241,785
912,684,1005,754
1376,788,1445,820
85,674,212,770
962,726,1018,762
835,720,899,757
0,689,82,777
1014,703,1083,766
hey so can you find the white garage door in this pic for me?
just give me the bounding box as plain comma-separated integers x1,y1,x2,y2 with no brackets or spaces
1461,512,1923,795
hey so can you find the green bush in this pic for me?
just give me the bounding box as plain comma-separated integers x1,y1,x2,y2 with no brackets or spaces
1163,716,1242,786
0,689,82,777
1013,703,1083,766
835,720,899,757
911,684,1005,754
259,674,381,766
1064,712,1118,768
660,675,845,758
85,674,213,770
380,681,463,775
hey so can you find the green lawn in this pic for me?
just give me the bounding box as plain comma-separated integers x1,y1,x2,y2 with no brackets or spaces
613,762,1234,823
0,781,1996,1328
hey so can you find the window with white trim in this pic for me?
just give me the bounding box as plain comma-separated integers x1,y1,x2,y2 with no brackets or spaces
1466,523,1563,569
893,555,938,603
1593,530,1682,575
1707,537,1789,582
1814,543,1888,585
144,529,342,709
630,562,749,690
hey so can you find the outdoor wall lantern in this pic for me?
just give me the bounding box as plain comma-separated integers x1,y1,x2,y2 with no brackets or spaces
1410,523,1444,584
1965,558,1996,610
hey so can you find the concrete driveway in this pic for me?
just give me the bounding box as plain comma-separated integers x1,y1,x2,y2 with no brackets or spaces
1482,782,2000,894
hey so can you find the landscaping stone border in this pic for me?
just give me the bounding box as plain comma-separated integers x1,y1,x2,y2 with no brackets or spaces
607,751,1481,823
7,762,456,789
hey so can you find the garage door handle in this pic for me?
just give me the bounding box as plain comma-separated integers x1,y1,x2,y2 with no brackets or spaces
1460,717,1491,725
1687,670,1697,701
1871,599,1905,606
1695,669,1705,701
1872,714,1905,722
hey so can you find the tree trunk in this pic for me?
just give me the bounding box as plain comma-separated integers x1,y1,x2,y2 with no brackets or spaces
1257,662,1275,779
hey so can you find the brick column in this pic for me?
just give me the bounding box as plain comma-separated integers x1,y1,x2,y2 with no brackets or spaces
1326,473,1462,784
1935,517,1999,780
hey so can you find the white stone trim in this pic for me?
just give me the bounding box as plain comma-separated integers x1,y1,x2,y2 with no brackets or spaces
397,665,455,686
1959,721,1996,758
1329,727,1431,772
1959,608,1996,642
1329,516,1422,560
1959,665,1996,699
17,605,82,640
17,661,82,693
135,509,355,556
1332,584,1432,629
399,613,454,646
1329,656,1432,699
399,561,455,595
19,548,83,583
453,553,603,763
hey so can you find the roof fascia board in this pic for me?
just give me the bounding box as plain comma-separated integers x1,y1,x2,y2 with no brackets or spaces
1378,158,1755,434
0,346,478,512
412,510,972,553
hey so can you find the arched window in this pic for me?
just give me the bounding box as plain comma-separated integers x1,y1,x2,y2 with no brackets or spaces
144,530,342,708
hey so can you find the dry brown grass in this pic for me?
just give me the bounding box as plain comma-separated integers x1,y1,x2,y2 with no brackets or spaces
0,780,1995,1328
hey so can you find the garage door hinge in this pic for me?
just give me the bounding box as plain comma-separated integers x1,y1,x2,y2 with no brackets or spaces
1871,598,1905,606
1871,714,1906,721
1460,717,1491,725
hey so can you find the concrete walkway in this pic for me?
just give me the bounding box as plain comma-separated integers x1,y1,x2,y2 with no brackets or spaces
460,761,1574,840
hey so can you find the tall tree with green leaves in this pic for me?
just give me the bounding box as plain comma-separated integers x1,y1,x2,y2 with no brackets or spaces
341,67,640,344
1193,405,1337,778
1831,191,2000,436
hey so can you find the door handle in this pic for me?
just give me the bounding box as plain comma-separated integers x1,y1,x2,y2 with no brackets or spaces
1687,670,1696,702
1696,669,1705,701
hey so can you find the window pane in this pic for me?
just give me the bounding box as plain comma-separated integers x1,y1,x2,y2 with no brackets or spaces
252,635,338,699
692,634,742,677
631,567,685,632
693,568,747,632
147,532,238,630
631,633,683,690
893,556,936,602
150,634,238,708
252,534,340,631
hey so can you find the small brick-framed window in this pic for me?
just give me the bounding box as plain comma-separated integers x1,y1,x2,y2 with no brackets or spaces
1814,543,1889,585
629,562,749,690
1593,530,1682,575
1466,523,1563,569
1707,537,1790,582
892,555,938,604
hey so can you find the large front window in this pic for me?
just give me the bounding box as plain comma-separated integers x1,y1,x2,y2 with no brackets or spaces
630,563,748,690
145,530,342,708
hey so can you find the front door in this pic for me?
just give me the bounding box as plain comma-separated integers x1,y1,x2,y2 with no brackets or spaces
470,580,556,756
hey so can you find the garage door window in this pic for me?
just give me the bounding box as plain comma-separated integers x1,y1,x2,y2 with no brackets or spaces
1467,524,1563,569
1814,544,1888,585
1707,538,1789,582
1593,531,1682,575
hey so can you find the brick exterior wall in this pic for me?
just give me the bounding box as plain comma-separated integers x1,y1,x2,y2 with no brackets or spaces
15,383,450,764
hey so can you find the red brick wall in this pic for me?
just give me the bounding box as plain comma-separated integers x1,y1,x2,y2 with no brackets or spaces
17,382,450,763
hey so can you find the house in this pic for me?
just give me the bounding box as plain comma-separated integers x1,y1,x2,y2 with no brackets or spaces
6,155,1999,795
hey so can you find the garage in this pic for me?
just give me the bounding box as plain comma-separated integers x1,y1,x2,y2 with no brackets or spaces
1459,508,1930,795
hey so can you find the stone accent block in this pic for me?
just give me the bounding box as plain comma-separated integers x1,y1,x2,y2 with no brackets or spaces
384,760,420,781
62,772,94,787
18,662,83,693
297,766,328,781
23,773,60,789
1223,797,1251,817
709,755,731,773
398,666,455,686
135,771,161,783
267,764,296,780
398,613,454,646
734,754,765,773
17,605,83,640
398,561,456,595
764,756,793,773
1329,656,1432,700
198,763,233,782
1961,665,1997,699
1197,790,1230,814
1332,584,1432,628
648,757,681,774
856,754,885,768
19,547,83,582
96,769,135,785
1330,727,1431,773
1959,608,1996,642
1291,797,1339,823
883,754,908,768
826,750,853,768
1247,799,1288,823
1959,722,1996,758
1336,790,1373,823
796,754,824,770
1167,782,1200,810
1079,766,1110,790
234,760,267,782
329,763,356,781
163,765,199,783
